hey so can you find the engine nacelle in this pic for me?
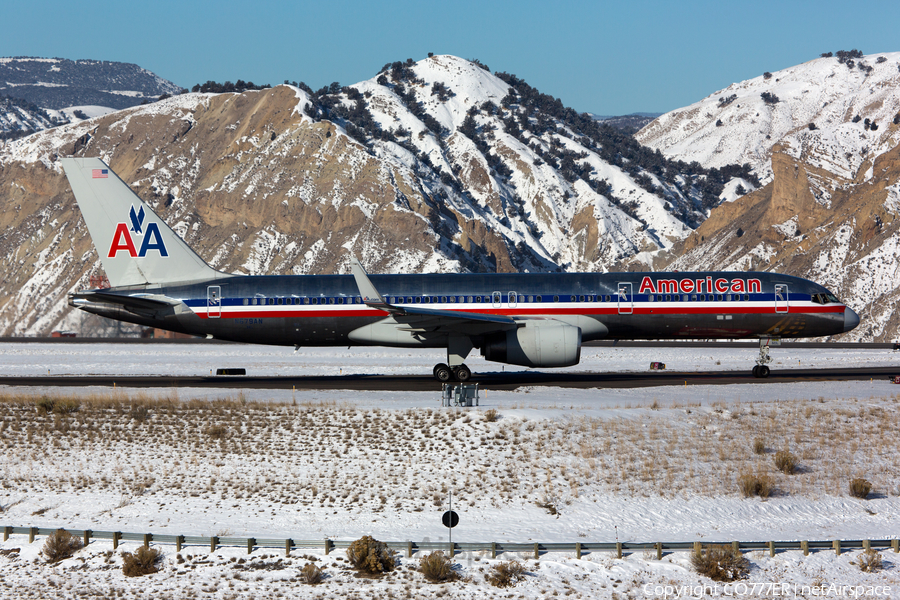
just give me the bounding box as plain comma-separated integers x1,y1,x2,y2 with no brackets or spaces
481,321,581,368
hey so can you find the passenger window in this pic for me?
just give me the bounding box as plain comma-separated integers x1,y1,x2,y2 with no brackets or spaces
554,295,559,302
242,298,248,306
475,296,482,303
303,298,309,305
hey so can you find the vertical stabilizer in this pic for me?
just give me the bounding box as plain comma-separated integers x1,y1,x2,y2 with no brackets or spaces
61,157,222,287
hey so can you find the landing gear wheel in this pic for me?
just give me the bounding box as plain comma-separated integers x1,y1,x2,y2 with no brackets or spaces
758,365,770,378
752,365,760,378
454,364,472,382
434,364,452,382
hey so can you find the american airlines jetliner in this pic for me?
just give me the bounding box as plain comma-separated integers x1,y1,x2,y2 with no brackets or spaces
61,157,859,381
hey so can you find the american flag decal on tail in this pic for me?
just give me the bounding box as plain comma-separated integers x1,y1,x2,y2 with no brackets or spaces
92,169,108,179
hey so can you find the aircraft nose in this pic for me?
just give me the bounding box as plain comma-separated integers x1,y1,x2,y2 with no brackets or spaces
843,307,860,333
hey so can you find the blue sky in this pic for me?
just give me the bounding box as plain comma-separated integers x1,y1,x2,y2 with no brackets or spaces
3,0,899,115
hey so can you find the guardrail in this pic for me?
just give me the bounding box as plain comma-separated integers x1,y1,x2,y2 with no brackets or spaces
3,526,899,559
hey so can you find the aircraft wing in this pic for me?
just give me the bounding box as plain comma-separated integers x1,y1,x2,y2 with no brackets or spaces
349,257,518,338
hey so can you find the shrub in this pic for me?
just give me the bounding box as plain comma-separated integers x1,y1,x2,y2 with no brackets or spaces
205,425,228,439
752,438,766,455
419,551,459,583
346,535,396,574
300,562,325,584
774,450,797,474
36,397,55,414
738,472,772,498
486,560,527,588
483,408,500,422
691,544,749,582
858,548,882,572
849,478,872,499
41,529,84,563
122,546,162,577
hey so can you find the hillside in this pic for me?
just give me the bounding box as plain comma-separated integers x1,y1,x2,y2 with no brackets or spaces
637,51,900,341
0,55,749,336
0,57,182,110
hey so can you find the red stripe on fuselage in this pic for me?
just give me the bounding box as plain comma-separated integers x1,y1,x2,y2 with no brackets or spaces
195,305,846,319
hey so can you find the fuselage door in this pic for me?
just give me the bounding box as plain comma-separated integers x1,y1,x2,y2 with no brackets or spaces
207,285,221,319
775,284,789,313
508,291,518,309
617,282,633,315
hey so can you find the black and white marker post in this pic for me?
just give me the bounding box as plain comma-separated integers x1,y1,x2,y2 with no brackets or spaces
442,490,459,558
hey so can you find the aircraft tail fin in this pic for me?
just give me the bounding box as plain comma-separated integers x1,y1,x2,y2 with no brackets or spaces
61,157,222,287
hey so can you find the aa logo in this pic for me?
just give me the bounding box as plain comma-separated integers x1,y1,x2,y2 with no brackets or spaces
107,205,168,258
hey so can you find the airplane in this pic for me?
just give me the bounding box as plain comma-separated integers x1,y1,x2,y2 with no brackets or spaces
61,157,860,381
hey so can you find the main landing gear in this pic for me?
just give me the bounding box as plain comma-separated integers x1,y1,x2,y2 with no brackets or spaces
433,363,472,382
752,338,774,378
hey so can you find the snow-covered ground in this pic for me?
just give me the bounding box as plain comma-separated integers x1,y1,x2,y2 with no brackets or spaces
1,343,899,597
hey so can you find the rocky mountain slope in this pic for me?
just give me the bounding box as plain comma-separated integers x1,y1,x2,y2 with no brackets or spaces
0,55,748,336
637,51,900,341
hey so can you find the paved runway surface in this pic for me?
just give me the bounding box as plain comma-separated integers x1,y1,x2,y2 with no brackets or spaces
1,366,897,392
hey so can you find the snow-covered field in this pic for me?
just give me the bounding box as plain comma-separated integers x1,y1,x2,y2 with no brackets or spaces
1,343,899,598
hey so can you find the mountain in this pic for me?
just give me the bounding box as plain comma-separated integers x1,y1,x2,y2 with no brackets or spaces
0,55,751,336
591,113,662,134
636,51,900,341
0,57,183,110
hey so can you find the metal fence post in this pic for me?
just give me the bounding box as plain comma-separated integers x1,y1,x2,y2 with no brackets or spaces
29,527,37,544
534,543,539,560
210,536,218,553
285,538,292,556
324,539,330,555
893,539,899,553
732,541,740,555
176,535,183,553
144,533,151,549
5,526,11,541
768,541,775,557
407,541,413,558
833,540,841,556
247,538,255,555
616,542,622,559
655,542,662,560
491,542,496,559
801,541,808,556
575,542,581,560
84,530,92,547
863,540,870,551
113,532,121,550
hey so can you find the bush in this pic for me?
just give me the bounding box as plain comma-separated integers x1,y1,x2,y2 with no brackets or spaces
738,472,772,498
419,551,459,583
858,548,882,572
752,438,766,455
774,450,797,474
41,529,84,563
122,546,162,577
486,560,527,588
483,408,500,422
205,425,228,439
849,478,872,499
300,562,325,584
691,544,749,582
346,535,396,574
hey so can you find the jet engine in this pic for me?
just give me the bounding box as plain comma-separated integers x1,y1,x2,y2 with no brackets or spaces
481,321,581,368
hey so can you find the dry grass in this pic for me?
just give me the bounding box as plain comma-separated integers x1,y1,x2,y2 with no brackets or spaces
122,546,162,577
857,548,882,572
419,551,459,583
483,408,500,422
346,536,396,574
691,544,749,582
41,529,83,563
0,390,899,508
752,438,766,455
737,471,772,498
849,478,872,499
486,560,527,587
300,562,325,584
774,450,797,475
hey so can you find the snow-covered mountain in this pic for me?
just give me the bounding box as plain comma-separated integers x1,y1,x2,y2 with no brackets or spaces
637,51,900,341
0,55,749,336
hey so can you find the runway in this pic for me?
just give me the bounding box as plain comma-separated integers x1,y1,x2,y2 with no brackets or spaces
1,366,897,392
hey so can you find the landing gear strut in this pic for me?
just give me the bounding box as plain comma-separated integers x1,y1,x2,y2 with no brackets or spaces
753,339,774,378
433,335,475,382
